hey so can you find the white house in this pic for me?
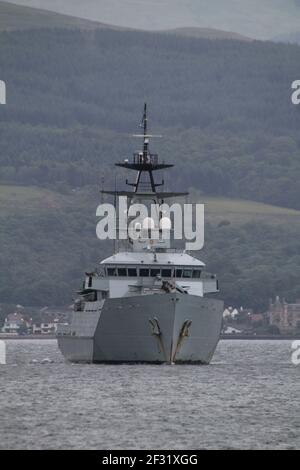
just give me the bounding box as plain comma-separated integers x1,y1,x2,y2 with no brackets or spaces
223,326,243,335
223,308,239,319
33,322,58,335
2,313,26,334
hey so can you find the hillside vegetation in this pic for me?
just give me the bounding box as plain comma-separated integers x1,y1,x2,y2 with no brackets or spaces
1,184,300,312
166,28,251,42
1,27,300,310
1,28,300,208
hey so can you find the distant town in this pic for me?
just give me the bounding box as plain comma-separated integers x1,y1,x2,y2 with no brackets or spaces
0,297,300,339
222,297,300,337
0,306,70,338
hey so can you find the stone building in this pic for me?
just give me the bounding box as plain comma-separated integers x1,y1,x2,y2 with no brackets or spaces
269,297,300,334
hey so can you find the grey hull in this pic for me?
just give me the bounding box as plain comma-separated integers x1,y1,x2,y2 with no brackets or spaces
58,294,223,364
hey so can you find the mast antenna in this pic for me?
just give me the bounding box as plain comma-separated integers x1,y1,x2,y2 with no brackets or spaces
102,104,188,199
140,103,148,159
140,102,147,136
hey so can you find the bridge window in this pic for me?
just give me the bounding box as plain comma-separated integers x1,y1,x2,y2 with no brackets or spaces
183,269,193,278
140,268,150,277
128,268,137,277
117,268,127,277
151,268,161,277
192,270,201,279
107,267,117,276
162,269,172,278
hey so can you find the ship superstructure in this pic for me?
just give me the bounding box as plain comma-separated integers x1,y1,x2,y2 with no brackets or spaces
57,105,224,364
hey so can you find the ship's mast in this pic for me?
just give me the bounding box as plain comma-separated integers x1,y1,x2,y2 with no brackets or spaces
101,104,189,251
142,102,148,159
102,103,188,200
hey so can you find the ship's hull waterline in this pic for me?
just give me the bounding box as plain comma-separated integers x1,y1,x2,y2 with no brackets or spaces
58,294,224,364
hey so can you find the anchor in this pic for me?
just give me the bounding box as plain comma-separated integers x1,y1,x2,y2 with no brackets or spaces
149,317,161,336
171,319,192,363
149,317,168,362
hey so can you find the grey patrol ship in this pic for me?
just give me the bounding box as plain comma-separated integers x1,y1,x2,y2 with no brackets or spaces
57,105,224,364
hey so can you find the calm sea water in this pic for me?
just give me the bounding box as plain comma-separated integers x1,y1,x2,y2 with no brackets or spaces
0,339,299,450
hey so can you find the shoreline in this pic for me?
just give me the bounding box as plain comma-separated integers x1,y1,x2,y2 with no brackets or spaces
0,335,56,340
0,334,298,341
220,334,299,340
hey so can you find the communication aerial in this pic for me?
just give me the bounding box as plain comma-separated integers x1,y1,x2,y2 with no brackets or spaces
102,103,188,197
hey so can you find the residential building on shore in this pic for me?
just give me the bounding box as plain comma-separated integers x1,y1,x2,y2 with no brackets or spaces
268,297,300,334
1,312,29,335
32,322,58,335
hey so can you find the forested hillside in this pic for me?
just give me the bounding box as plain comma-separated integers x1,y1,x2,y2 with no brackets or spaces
1,185,300,316
1,27,300,311
1,28,300,208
